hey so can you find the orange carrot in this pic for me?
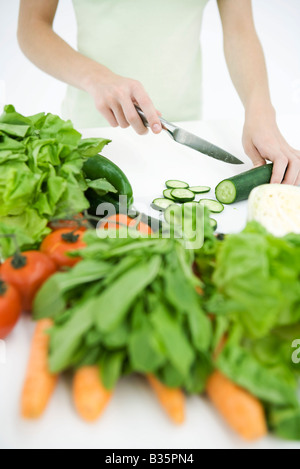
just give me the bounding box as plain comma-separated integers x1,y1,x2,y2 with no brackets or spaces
73,366,113,422
21,319,58,419
195,285,204,296
147,374,185,425
213,334,228,360
100,215,153,235
206,371,267,441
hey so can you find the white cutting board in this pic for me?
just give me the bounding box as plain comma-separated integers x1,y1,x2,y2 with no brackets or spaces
1,117,299,449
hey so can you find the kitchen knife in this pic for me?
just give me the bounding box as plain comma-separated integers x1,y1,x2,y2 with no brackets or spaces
135,106,243,165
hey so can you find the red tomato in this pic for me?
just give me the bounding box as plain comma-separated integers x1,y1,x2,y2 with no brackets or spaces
1,251,57,313
0,281,22,339
40,229,86,269
48,213,86,232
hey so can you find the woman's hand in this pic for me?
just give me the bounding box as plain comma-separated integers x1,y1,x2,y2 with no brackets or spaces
243,108,300,185
85,68,162,135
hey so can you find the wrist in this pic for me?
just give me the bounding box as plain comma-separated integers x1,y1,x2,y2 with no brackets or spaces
244,96,276,123
81,64,114,94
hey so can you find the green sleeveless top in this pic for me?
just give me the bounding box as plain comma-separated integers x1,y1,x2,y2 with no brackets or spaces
62,0,208,128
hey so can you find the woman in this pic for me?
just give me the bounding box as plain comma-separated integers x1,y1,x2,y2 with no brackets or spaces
18,0,300,185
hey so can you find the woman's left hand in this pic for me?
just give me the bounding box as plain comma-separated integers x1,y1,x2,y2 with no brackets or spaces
242,109,300,186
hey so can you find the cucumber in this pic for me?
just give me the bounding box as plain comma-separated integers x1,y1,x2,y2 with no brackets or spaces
164,204,183,226
210,218,218,231
199,199,224,213
171,188,195,203
166,180,189,189
215,164,273,204
151,198,175,211
164,202,203,228
189,186,211,194
163,189,176,201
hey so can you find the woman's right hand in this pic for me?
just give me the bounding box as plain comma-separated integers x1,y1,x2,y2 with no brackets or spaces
85,68,162,135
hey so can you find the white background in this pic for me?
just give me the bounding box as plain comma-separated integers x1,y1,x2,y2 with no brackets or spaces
1,0,300,120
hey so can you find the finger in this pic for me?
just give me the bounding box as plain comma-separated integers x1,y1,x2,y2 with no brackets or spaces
133,88,162,134
111,102,130,129
270,155,288,184
244,142,266,167
98,106,119,128
121,97,148,135
282,158,300,185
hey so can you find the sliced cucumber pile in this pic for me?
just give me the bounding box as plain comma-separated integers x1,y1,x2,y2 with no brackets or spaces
153,180,224,232
164,202,203,228
171,188,195,203
165,180,189,189
199,199,224,213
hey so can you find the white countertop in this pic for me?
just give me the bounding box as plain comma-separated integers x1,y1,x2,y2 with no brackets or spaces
1,116,300,450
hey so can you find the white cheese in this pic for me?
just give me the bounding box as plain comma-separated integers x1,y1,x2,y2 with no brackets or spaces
248,184,300,237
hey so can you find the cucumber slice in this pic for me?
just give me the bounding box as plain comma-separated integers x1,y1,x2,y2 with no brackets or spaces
166,180,189,189
164,202,203,229
163,189,176,201
151,198,175,211
215,164,273,204
164,204,183,226
189,186,211,194
171,188,195,203
209,218,218,231
199,199,224,213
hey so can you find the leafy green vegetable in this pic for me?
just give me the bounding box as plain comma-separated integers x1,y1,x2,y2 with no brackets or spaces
87,178,117,196
195,221,300,440
269,406,300,441
95,256,161,333
210,223,300,338
100,351,125,390
151,304,195,377
0,105,114,256
129,324,166,373
35,230,213,393
217,344,298,407
49,297,97,372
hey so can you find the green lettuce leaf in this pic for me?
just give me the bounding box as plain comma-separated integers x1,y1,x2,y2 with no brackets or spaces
0,105,111,252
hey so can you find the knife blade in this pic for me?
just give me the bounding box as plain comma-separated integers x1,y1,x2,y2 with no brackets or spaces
135,106,244,165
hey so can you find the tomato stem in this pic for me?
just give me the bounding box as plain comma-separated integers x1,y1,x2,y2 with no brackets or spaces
61,232,80,244
0,234,25,267
11,252,28,269
0,280,7,296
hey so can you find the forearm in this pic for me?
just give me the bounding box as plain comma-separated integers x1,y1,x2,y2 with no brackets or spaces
223,27,274,118
17,7,161,135
17,18,109,93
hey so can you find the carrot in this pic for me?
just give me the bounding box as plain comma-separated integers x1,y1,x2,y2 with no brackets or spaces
206,371,267,441
100,215,153,235
147,374,185,425
213,334,228,360
73,366,113,422
21,319,58,419
195,285,204,296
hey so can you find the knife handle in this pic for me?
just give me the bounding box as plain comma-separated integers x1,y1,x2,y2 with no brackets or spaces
135,106,176,137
